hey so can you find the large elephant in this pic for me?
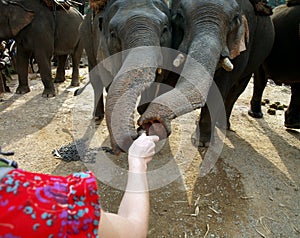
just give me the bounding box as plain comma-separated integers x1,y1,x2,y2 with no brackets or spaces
137,0,275,146
80,0,172,154
0,0,83,97
248,1,300,129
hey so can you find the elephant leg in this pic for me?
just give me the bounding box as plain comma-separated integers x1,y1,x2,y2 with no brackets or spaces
197,74,234,147
223,74,253,130
285,83,300,129
15,49,30,94
69,53,80,87
35,53,55,97
198,105,214,147
0,73,5,95
248,65,268,118
54,55,67,83
70,42,83,87
94,93,105,121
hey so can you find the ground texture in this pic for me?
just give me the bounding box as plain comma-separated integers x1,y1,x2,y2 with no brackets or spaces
0,68,299,237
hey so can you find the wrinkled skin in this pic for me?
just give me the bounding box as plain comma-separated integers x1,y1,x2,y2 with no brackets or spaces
0,0,83,97
248,3,300,129
79,8,111,121
138,0,275,146
94,0,173,154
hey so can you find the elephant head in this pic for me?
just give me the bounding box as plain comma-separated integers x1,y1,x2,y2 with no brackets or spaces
138,0,250,137
102,0,172,154
0,0,34,39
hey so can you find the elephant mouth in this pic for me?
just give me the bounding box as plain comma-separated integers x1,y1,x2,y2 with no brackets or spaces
138,117,171,140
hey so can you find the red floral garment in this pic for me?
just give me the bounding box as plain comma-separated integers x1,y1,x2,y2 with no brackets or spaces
0,169,101,237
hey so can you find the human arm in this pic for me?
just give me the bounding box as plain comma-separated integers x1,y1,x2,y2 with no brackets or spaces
98,133,159,238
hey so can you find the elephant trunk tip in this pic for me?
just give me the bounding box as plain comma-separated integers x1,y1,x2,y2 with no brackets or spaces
138,117,170,141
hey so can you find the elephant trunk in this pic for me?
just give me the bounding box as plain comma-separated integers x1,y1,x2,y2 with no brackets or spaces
138,33,222,137
105,47,161,154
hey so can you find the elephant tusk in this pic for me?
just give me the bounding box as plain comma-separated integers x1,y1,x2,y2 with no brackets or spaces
220,57,234,72
173,53,185,67
157,68,162,74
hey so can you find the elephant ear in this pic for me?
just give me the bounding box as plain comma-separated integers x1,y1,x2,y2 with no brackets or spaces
228,15,249,59
9,4,34,36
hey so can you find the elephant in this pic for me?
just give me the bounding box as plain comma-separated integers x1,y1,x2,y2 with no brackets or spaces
248,1,300,129
79,7,108,121
137,0,275,147
0,0,83,97
78,0,173,154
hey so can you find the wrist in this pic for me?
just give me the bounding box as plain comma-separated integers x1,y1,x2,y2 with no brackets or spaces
128,159,148,173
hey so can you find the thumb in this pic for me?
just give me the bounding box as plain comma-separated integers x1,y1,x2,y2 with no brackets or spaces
140,132,147,138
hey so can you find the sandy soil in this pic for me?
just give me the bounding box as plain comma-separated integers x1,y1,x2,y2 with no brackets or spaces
0,67,299,237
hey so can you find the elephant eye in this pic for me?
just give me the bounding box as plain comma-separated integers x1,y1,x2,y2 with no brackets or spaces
162,25,169,34
233,14,241,25
230,14,241,31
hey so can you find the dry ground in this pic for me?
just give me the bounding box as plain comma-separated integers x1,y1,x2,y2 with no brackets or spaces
0,67,299,237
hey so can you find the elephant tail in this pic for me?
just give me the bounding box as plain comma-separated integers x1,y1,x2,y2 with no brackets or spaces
74,81,90,96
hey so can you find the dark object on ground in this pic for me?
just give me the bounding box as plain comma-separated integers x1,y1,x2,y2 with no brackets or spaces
52,143,81,162
267,108,276,115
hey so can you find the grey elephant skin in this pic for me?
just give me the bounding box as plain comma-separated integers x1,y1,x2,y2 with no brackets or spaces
79,8,110,121
0,0,83,97
138,0,275,146
81,0,173,154
248,2,300,129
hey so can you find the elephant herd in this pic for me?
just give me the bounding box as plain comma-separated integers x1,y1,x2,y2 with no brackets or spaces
0,0,299,156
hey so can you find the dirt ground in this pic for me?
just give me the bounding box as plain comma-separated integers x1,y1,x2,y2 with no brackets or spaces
0,66,299,237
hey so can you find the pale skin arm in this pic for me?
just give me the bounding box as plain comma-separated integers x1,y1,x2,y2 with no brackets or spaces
98,133,159,238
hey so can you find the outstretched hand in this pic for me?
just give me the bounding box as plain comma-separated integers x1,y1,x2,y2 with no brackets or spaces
128,133,159,173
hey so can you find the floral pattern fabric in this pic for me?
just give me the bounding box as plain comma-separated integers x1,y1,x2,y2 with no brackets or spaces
0,169,101,237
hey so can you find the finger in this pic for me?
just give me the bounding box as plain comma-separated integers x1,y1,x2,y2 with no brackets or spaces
147,135,159,142
140,132,147,138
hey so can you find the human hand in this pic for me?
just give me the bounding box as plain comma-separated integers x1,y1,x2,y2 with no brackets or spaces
128,133,159,173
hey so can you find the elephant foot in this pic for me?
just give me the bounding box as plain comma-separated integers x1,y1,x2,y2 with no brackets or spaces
285,111,300,129
248,99,263,118
198,136,211,148
16,86,30,94
70,82,80,87
54,77,65,83
191,123,211,148
42,88,56,98
197,140,210,148
70,78,80,87
94,116,104,125
248,109,263,118
94,107,105,123
248,102,263,118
